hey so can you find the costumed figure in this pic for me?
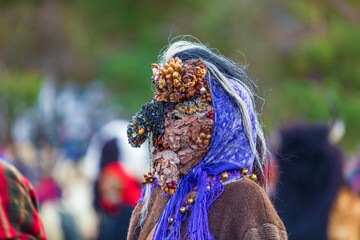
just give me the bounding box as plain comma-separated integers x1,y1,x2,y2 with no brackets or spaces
126,41,287,240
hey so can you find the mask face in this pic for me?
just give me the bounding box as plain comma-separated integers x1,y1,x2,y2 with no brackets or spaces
153,95,214,192
127,58,214,194
150,58,215,194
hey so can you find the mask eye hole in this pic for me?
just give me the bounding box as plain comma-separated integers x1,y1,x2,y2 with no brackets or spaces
165,113,181,120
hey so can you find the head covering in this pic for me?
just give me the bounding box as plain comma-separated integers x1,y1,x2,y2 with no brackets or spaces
0,159,47,240
99,138,119,171
200,76,256,175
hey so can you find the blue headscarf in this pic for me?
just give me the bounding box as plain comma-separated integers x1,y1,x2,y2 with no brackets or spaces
151,74,257,239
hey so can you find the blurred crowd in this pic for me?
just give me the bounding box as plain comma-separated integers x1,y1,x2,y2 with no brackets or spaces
1,103,360,239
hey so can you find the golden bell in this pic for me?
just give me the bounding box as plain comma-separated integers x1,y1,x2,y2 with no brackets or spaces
180,207,186,214
249,174,257,181
188,198,194,204
207,186,211,190
241,168,249,176
221,173,229,181
169,217,174,223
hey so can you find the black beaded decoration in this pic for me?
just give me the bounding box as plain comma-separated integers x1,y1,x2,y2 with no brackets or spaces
127,100,164,148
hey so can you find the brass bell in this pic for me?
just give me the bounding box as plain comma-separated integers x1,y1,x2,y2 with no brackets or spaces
241,168,249,176
188,198,194,204
249,174,257,181
221,173,229,181
169,217,174,223
180,207,186,214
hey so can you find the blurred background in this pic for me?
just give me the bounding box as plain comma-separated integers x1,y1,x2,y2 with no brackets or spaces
0,0,359,239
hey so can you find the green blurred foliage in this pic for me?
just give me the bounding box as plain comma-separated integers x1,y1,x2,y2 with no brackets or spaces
264,0,360,150
0,70,42,118
99,47,156,111
61,0,275,112
0,0,359,150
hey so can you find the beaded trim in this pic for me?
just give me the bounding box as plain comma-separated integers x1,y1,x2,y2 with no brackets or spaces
163,168,257,229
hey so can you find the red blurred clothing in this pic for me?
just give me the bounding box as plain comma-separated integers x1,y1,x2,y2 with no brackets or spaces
98,162,141,214
0,160,47,240
35,177,62,205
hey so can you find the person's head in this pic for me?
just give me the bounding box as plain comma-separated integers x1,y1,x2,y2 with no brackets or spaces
276,124,344,190
98,162,141,214
275,123,345,240
128,40,268,190
100,138,119,171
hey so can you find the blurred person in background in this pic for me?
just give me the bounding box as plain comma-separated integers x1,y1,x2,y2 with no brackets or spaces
274,123,360,240
96,161,141,240
84,121,143,239
47,119,148,239
93,138,120,213
35,176,82,240
82,120,149,182
0,158,47,240
92,137,142,239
